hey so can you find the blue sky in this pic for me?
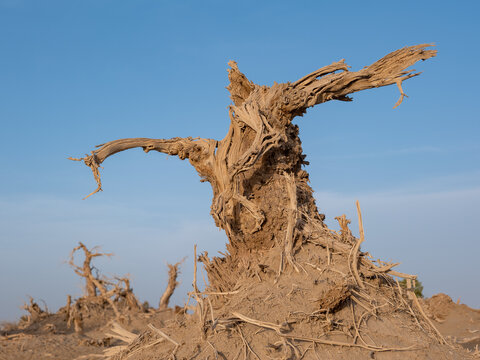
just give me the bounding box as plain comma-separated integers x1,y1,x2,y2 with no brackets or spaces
0,0,479,321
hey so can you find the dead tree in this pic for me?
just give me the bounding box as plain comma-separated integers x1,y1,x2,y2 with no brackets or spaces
71,45,436,291
67,243,143,322
69,242,113,297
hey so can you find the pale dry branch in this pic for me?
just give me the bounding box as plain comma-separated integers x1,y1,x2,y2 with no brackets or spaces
190,245,207,337
232,312,288,334
70,137,216,199
198,290,240,296
283,44,436,117
348,201,365,289
409,288,448,345
371,262,401,273
284,172,300,272
147,324,179,347
230,312,417,352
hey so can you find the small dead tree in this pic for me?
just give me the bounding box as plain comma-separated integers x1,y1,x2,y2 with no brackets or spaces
67,242,141,321
71,45,436,292
69,242,113,297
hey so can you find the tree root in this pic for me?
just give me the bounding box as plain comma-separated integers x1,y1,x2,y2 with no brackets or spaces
229,311,418,353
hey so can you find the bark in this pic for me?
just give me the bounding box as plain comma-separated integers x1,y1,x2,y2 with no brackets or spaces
72,45,436,288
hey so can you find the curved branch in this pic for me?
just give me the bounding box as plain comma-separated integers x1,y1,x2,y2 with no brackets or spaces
283,44,436,116
69,137,217,199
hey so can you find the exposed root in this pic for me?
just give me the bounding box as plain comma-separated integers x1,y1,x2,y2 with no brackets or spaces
393,79,409,109
409,286,448,345
190,245,207,338
229,311,418,352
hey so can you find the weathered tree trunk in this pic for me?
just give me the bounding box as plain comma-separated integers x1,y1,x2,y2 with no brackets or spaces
71,45,436,290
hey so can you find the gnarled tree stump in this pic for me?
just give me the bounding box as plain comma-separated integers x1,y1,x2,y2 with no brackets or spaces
71,44,436,291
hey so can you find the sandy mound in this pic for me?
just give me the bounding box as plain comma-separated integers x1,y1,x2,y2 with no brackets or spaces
1,264,479,360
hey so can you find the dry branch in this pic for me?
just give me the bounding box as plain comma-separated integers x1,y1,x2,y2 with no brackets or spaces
70,137,216,199
284,44,436,116
351,201,365,289
409,287,448,345
147,324,180,359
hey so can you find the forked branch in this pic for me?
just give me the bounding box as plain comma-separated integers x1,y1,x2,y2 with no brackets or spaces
283,44,436,116
68,242,113,297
